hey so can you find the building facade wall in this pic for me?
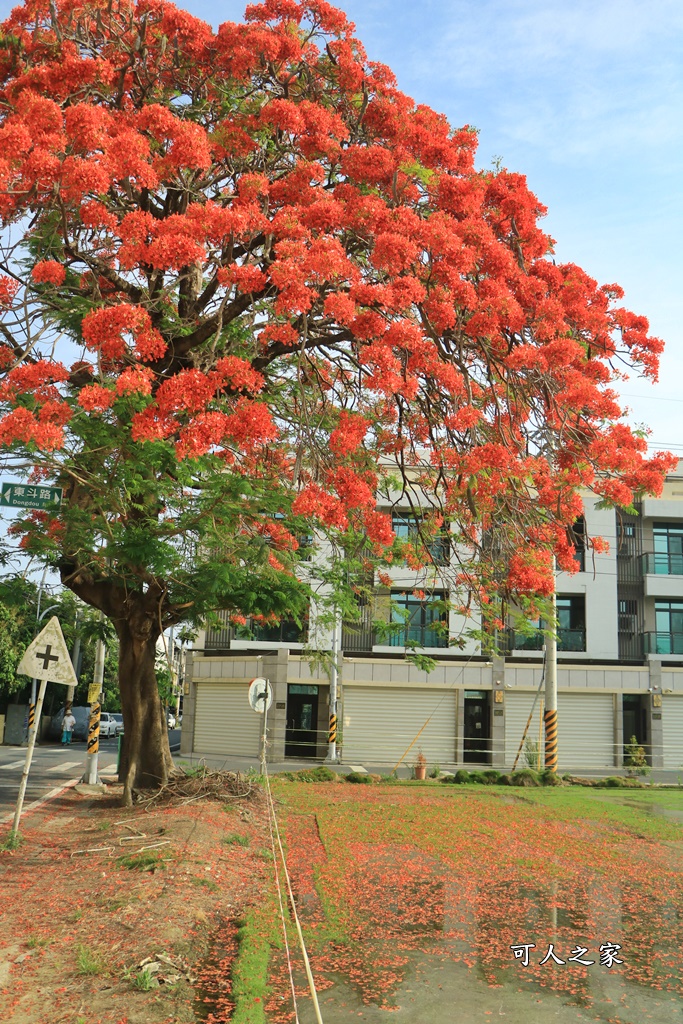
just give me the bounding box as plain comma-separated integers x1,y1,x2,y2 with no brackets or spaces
186,649,683,772
187,463,683,771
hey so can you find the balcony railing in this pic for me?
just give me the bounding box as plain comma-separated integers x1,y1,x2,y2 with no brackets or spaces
204,612,306,650
385,625,448,648
342,606,376,653
205,611,233,651
341,613,449,652
508,628,586,652
641,553,683,576
618,631,644,662
643,631,683,656
249,620,306,644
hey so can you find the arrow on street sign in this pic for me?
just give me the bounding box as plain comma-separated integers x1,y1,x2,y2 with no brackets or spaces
17,616,78,687
0,482,63,509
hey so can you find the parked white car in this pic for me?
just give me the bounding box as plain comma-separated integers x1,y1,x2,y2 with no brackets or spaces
99,712,118,739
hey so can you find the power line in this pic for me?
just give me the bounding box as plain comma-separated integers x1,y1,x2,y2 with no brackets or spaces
621,393,683,404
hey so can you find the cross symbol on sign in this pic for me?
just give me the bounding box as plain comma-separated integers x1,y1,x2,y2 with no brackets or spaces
36,645,59,671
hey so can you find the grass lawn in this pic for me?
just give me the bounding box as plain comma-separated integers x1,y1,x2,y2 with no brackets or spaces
257,780,683,1024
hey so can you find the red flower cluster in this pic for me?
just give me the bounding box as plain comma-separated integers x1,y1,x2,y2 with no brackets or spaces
0,0,674,605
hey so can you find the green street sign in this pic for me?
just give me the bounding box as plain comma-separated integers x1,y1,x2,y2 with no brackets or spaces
0,483,63,509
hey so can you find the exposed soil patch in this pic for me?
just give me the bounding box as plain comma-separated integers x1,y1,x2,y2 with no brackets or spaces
0,777,272,1024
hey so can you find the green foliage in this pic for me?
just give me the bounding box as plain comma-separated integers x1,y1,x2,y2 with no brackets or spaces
510,768,540,787
496,774,512,785
190,876,220,892
0,575,120,714
76,944,104,976
133,966,158,991
222,832,250,847
276,765,336,783
0,829,23,851
117,851,169,871
540,768,562,786
603,776,625,788
405,652,438,673
230,911,272,1024
624,735,651,777
154,662,175,707
450,768,504,785
399,160,435,186
345,771,372,784
179,762,208,779
523,737,541,770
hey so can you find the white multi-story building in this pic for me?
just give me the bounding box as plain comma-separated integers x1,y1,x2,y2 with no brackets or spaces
180,462,683,774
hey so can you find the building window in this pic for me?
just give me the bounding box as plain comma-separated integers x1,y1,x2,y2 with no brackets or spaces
512,595,586,652
239,617,307,644
570,517,585,572
389,590,448,648
652,523,683,576
556,595,586,650
556,595,584,628
618,598,639,635
652,601,683,655
297,534,314,562
391,512,449,565
617,519,638,558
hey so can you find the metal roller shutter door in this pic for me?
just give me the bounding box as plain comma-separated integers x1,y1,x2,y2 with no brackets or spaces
194,682,261,757
505,692,614,769
342,686,456,765
504,692,544,767
662,696,683,768
556,694,614,769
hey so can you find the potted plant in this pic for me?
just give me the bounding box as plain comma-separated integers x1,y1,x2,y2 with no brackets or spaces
414,751,427,781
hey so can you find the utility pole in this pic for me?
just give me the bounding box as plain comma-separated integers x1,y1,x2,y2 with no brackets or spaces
326,610,340,762
544,558,558,772
85,634,105,785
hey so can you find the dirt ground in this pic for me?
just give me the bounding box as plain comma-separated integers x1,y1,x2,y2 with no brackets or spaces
0,775,272,1024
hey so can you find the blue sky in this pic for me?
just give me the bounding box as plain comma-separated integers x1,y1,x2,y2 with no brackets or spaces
2,0,681,455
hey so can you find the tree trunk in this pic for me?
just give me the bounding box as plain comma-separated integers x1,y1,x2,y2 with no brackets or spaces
117,620,173,807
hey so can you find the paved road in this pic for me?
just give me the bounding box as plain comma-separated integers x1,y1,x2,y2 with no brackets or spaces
0,729,183,820
0,738,120,819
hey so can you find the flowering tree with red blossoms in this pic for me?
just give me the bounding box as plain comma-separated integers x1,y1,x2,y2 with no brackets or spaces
0,0,674,802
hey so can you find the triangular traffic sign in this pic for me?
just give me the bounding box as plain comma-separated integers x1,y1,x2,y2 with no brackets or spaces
17,615,78,687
